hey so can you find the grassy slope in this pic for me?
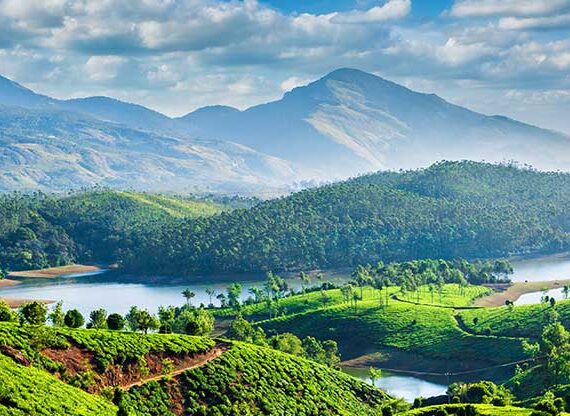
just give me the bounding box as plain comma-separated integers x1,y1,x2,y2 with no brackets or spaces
0,323,390,415
459,300,570,339
254,286,525,365
117,192,225,218
0,354,117,416
119,342,390,416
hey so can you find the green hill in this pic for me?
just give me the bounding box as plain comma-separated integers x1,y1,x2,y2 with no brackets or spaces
122,161,570,275
0,323,390,415
0,190,224,272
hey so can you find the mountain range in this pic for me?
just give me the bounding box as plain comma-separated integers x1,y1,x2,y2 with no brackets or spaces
1,68,569,193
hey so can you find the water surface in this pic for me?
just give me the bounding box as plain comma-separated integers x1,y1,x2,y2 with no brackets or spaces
343,368,447,402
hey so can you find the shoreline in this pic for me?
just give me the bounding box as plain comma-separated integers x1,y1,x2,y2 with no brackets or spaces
7,264,104,279
474,279,570,307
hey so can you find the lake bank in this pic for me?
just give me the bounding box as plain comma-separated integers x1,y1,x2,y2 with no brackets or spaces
474,279,570,307
7,264,105,279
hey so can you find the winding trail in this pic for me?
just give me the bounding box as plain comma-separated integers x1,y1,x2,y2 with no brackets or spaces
122,342,230,390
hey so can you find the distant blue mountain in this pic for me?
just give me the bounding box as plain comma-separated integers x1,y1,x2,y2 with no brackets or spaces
1,68,570,192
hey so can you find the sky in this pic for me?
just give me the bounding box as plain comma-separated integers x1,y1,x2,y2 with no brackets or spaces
0,0,569,134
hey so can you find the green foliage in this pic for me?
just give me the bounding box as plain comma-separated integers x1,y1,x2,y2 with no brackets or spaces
64,309,85,328
119,342,390,416
88,308,108,329
0,300,16,322
49,301,65,327
0,354,116,416
107,313,125,331
121,161,570,275
0,189,224,273
447,381,513,406
19,301,48,325
402,404,534,415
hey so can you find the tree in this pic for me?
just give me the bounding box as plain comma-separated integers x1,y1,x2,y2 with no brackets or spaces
369,367,382,387
174,307,215,336
352,265,373,299
248,287,264,303
540,322,570,384
158,306,176,333
135,309,160,334
271,333,303,356
205,288,216,306
19,301,48,326
216,293,228,308
88,308,108,329
226,314,254,342
64,309,85,328
182,289,196,307
107,313,125,331
227,283,242,310
49,301,65,327
563,286,570,300
0,300,15,322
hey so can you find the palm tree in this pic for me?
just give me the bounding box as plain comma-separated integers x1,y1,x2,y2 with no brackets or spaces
205,288,216,306
182,288,196,306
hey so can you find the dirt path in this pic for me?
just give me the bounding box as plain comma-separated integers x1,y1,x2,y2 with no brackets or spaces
122,343,229,390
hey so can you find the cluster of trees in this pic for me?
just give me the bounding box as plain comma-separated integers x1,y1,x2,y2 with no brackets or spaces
340,259,512,308
0,299,215,337
1,161,570,277
122,161,570,275
226,314,341,367
447,381,513,406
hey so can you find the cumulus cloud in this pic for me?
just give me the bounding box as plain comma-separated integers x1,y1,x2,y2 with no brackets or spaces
450,0,570,18
280,76,310,92
499,14,570,30
332,0,411,24
85,55,126,81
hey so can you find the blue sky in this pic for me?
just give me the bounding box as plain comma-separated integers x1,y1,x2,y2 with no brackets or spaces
0,0,569,134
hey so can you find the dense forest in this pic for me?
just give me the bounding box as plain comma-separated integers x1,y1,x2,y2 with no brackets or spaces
1,161,570,276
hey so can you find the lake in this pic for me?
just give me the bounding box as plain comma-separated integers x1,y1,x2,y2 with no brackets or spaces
0,270,349,318
510,252,570,282
515,287,567,306
342,368,447,402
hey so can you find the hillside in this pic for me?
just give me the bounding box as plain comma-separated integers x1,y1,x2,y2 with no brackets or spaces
0,190,224,272
0,104,298,193
0,323,390,415
121,161,570,275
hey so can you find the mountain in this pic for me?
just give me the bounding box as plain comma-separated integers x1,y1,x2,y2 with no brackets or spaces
2,68,570,193
178,68,570,178
0,105,297,193
0,75,300,193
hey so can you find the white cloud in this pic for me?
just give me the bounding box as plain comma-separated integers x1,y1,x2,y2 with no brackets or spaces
280,76,310,92
85,55,126,81
332,0,411,24
499,14,570,30
450,0,570,18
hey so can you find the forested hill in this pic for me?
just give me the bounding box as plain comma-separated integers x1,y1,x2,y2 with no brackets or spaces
2,161,570,276
122,161,570,275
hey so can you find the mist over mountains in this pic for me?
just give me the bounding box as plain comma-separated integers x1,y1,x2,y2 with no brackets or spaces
1,68,569,193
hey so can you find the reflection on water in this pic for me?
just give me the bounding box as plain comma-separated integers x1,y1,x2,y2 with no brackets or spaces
510,252,570,282
342,368,447,402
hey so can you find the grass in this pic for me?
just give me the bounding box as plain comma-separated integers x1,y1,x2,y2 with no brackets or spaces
459,300,570,339
119,192,225,218
257,295,526,366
